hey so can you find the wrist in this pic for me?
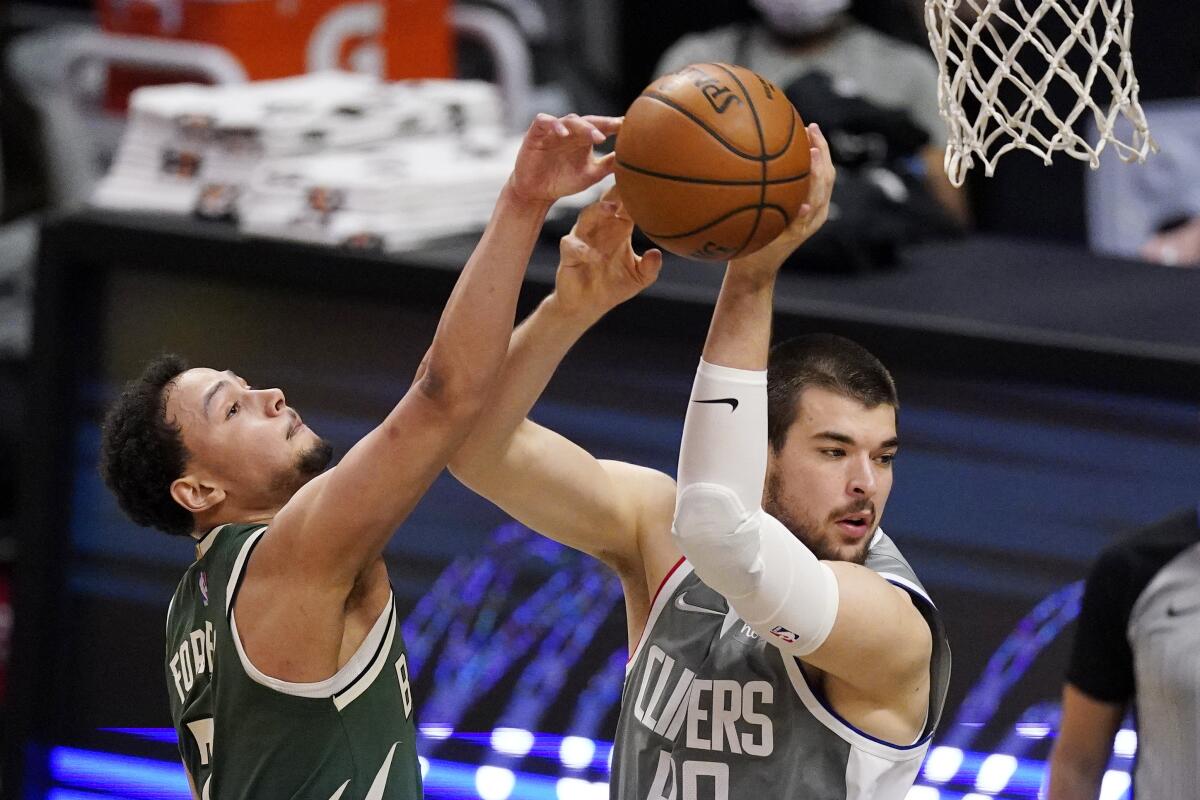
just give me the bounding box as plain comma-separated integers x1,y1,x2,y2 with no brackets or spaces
540,292,605,332
723,261,779,293
503,176,555,215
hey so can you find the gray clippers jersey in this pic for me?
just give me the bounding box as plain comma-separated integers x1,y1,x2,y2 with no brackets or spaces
612,529,950,800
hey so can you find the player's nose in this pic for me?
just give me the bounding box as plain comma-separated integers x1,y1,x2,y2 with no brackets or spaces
846,457,877,496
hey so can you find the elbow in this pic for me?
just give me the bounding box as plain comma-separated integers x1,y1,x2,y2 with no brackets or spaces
672,482,761,597
672,482,751,548
414,363,489,422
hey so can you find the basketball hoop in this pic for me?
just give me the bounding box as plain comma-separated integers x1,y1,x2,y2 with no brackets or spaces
924,0,1156,186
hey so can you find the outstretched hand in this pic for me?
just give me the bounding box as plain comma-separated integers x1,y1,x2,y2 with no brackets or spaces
553,186,664,320
509,113,623,204
730,122,836,279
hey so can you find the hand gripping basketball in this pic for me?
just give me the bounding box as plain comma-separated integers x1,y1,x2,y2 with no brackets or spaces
553,186,664,320
509,113,623,204
729,123,836,277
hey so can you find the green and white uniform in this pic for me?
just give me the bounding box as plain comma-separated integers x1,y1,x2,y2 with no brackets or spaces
165,523,421,799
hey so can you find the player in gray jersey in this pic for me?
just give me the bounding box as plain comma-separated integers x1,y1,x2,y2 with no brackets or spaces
451,124,949,799
97,112,620,800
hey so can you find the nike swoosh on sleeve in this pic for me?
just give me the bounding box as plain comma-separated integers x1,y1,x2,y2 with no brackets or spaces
692,398,739,411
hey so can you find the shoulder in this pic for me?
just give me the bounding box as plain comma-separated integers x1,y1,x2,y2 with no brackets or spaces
1092,509,1199,584
656,24,745,75
843,23,938,75
864,530,933,601
193,523,270,602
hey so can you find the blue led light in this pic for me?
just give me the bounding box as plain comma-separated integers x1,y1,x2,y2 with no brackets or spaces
99,728,180,745
46,791,122,800
51,748,191,798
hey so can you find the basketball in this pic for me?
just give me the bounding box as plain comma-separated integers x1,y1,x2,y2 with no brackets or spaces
614,63,811,262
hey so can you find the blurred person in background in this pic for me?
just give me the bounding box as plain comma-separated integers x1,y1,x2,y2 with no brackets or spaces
1086,99,1200,269
96,112,618,800
1141,214,1200,267
1048,506,1200,798
656,0,970,236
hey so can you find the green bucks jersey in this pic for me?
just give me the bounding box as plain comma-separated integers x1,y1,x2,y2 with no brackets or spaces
165,523,422,799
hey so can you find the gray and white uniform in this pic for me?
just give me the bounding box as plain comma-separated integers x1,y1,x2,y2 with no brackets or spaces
1067,508,1200,799
612,529,950,800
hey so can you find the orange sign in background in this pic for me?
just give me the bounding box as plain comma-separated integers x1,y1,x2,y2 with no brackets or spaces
98,0,453,107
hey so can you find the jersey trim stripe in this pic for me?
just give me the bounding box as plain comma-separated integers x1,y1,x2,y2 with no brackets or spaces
225,527,268,616
780,650,932,759
333,599,397,710
195,523,227,561
878,572,934,606
335,598,396,699
627,558,690,673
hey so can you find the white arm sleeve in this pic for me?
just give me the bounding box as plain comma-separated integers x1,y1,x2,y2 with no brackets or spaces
673,359,840,656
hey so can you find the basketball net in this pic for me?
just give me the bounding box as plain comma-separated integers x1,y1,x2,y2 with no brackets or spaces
924,0,1156,186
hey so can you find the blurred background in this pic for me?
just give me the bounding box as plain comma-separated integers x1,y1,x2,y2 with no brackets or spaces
1,0,1199,799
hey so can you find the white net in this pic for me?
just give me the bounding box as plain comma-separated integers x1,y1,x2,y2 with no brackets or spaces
925,0,1156,186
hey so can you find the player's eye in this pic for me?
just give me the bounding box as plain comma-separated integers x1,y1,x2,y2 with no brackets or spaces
225,402,240,420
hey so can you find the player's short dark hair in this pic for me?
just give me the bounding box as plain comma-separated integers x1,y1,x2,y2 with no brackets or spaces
767,334,898,451
99,353,195,536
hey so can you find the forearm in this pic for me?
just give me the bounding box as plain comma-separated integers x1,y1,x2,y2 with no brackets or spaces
450,293,596,479
419,183,552,406
1047,685,1123,800
677,263,778,557
700,267,776,370
1047,751,1105,800
672,359,838,654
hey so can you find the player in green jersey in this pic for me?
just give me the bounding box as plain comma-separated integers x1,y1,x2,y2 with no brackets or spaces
98,112,620,800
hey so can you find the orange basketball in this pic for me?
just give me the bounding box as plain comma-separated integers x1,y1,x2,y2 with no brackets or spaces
614,63,811,261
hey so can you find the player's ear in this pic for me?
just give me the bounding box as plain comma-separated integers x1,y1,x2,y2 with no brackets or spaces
171,475,226,514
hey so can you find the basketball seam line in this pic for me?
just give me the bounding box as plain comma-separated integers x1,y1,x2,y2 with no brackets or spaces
702,62,797,158
643,91,766,162
712,64,767,258
615,160,811,186
643,203,792,240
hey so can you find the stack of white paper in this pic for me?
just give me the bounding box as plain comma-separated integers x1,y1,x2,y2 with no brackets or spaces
92,72,506,226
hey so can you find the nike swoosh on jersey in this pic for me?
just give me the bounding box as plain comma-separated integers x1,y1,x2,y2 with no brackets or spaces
326,741,399,800
365,742,399,800
675,593,726,616
1167,602,1200,618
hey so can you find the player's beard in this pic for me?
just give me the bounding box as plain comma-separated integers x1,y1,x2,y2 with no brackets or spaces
763,469,871,565
271,437,334,497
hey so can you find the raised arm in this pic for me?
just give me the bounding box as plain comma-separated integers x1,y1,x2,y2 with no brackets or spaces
261,114,622,590
449,189,677,582
671,124,930,703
